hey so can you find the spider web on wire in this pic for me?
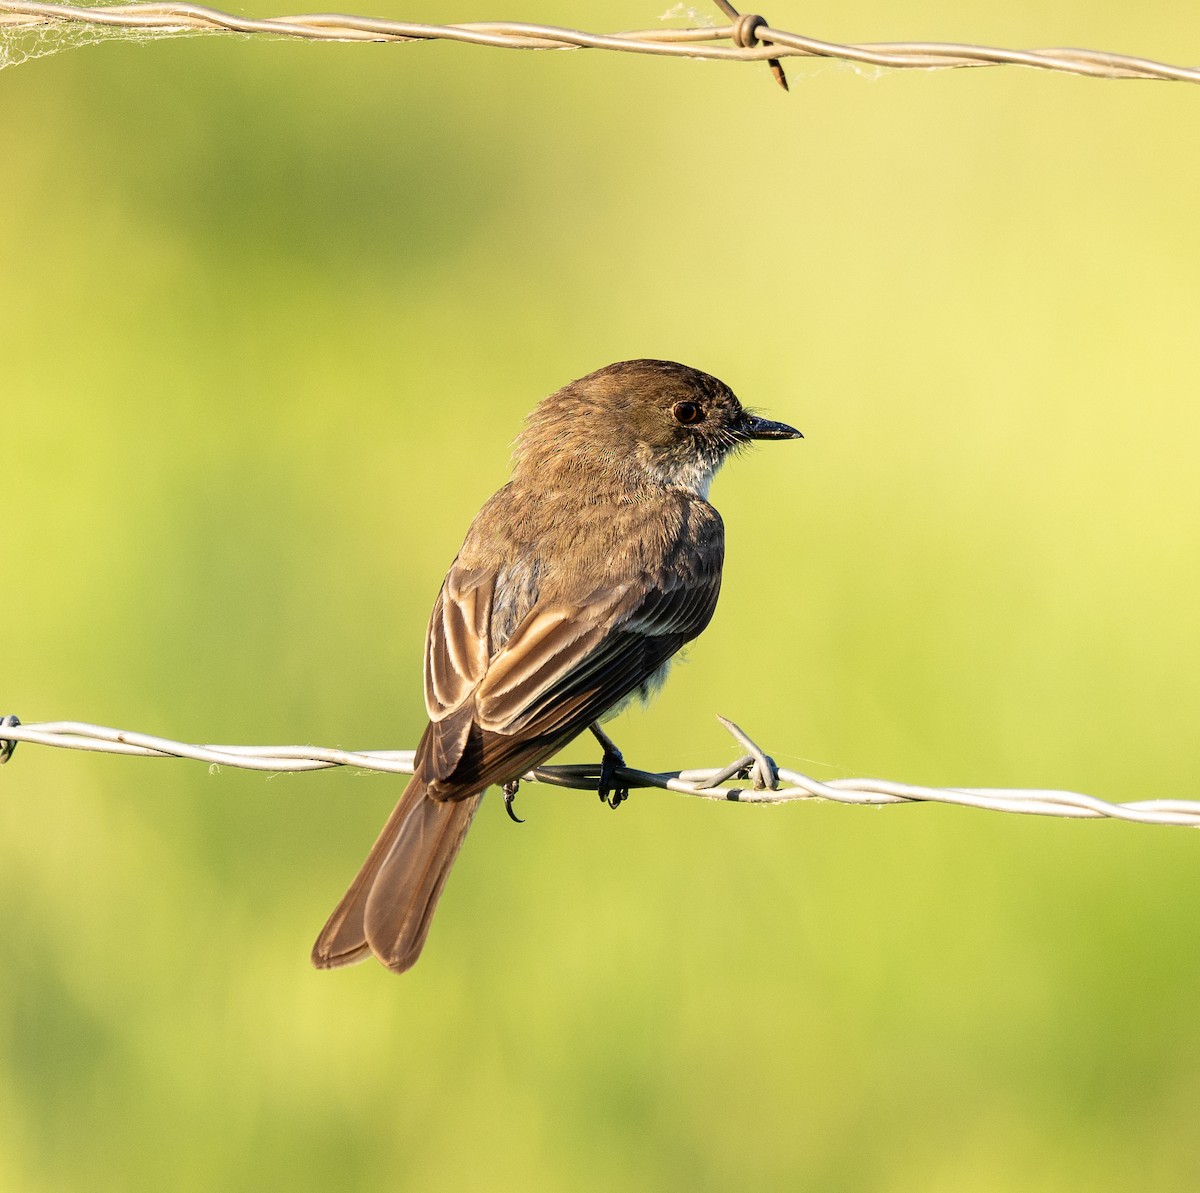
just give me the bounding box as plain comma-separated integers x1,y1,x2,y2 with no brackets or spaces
0,2,1198,83
0,3,189,69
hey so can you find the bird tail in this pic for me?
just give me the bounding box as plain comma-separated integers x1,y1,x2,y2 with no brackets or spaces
311,778,482,974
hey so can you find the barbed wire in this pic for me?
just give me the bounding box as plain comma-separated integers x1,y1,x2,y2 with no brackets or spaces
3,713,1199,828
0,0,1198,85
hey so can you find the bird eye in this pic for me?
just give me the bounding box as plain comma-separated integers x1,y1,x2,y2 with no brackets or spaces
672,401,703,425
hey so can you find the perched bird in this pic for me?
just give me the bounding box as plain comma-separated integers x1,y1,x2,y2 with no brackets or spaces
312,360,801,973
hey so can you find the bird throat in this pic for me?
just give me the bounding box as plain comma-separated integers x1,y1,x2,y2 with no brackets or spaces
643,450,720,500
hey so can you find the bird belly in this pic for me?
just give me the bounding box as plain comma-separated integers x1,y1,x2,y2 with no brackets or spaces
598,655,675,722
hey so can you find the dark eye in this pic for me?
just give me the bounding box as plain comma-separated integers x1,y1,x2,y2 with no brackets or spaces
672,401,703,425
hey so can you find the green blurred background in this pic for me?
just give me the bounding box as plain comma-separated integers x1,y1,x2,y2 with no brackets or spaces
3,2,1199,1189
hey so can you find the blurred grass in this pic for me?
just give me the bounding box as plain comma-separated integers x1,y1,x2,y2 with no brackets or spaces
3,2,1200,1190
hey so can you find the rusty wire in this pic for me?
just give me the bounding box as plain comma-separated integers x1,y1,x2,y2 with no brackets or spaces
0,0,1198,85
3,714,1199,828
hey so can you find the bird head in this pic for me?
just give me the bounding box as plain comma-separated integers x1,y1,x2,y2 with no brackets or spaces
515,359,801,498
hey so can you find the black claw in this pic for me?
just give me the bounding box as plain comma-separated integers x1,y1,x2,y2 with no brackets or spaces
588,723,630,810
502,780,525,824
597,748,629,811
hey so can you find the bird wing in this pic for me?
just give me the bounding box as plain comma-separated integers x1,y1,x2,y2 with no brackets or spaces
424,563,495,719
475,569,719,735
416,557,721,796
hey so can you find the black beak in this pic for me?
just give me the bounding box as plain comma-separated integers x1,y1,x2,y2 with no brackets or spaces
742,413,803,441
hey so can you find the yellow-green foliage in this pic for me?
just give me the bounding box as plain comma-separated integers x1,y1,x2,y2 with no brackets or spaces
2,4,1199,1190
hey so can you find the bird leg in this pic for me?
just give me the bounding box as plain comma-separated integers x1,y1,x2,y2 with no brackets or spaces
588,722,629,809
501,779,525,824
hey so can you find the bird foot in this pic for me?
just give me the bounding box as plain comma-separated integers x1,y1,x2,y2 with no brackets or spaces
589,722,629,809
502,779,525,824
598,747,629,809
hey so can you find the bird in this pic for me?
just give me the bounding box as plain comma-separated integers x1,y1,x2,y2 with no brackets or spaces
311,359,801,973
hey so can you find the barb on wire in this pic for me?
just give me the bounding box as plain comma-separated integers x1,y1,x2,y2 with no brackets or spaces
4,713,1199,829
0,0,1197,84
710,0,788,91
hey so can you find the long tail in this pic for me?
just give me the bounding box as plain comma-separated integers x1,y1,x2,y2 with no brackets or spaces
311,778,482,974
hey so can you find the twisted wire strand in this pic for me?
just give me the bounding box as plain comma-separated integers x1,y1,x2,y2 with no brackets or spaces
3,716,1198,828
0,1,1197,84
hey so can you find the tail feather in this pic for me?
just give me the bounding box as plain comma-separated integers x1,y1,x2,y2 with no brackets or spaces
311,779,481,973
364,789,481,972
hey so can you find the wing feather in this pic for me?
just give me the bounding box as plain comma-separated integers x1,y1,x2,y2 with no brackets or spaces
424,566,494,719
476,605,607,708
475,569,718,740
418,535,721,799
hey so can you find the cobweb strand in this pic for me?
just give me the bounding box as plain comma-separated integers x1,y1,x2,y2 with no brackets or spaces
1,3,1198,83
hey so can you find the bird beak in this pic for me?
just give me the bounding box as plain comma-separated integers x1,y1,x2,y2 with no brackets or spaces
742,414,803,441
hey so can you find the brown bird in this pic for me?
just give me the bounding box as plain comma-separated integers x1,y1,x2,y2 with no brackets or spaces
312,360,801,973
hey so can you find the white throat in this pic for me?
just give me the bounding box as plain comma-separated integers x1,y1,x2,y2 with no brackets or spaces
647,454,719,499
